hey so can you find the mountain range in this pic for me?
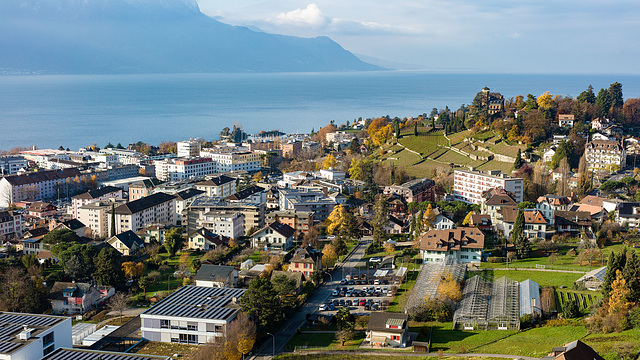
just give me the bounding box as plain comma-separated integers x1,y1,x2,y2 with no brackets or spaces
0,0,381,74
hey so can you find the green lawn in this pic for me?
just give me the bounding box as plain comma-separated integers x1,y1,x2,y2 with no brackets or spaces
387,270,419,312
583,328,640,360
472,269,582,288
398,130,448,157
285,331,365,351
276,355,505,360
475,160,515,174
447,129,473,145
380,149,422,168
481,245,601,272
556,289,602,313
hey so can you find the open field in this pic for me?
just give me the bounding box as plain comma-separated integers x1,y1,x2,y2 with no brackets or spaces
398,130,448,157
285,331,366,351
380,149,423,167
556,288,602,313
471,269,583,288
277,355,506,360
480,245,604,272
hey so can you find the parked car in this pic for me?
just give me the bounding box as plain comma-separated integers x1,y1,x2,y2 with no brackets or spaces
332,290,339,296
369,257,381,263
327,303,335,311
339,299,346,306
346,300,353,306
387,291,394,297
359,299,366,306
319,304,327,311
374,279,381,285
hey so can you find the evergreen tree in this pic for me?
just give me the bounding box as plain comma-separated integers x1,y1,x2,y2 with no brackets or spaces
515,232,531,259
596,88,612,116
602,248,627,298
511,209,525,241
393,120,400,138
414,122,418,136
608,82,624,108
577,84,596,104
92,247,124,287
110,204,116,238
576,154,591,196
623,251,640,303
239,277,282,330
372,196,389,247
514,149,523,169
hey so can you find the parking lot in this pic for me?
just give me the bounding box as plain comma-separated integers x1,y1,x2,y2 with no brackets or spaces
318,274,399,314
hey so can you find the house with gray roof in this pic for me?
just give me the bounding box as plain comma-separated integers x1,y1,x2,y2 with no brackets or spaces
250,221,295,250
365,312,409,348
107,230,144,256
195,264,237,288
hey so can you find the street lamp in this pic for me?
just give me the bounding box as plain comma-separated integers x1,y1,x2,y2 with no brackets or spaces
324,271,333,284
266,332,275,357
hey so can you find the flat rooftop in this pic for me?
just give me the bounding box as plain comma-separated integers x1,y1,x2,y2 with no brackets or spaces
142,285,246,321
0,312,68,354
44,348,168,360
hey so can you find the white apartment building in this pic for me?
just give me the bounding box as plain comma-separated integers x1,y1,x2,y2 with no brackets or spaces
0,156,28,175
199,150,261,173
177,140,201,158
0,168,82,208
325,131,355,144
0,211,23,239
71,186,123,218
108,192,177,235
20,149,70,169
584,139,626,172
195,175,236,198
0,312,72,360
141,285,246,345
154,158,216,182
453,169,524,204
195,211,244,240
77,199,127,239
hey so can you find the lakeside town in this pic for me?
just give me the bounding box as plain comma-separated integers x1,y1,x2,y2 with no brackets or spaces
2,84,640,360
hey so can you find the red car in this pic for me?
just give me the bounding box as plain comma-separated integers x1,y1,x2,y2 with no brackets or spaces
358,299,366,306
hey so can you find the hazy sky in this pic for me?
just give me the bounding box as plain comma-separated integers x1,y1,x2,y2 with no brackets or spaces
196,0,640,74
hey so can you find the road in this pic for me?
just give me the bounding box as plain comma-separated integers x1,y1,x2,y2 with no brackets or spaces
251,237,372,359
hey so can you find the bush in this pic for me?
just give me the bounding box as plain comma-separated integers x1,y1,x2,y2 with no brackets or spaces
487,256,505,263
520,314,533,328
563,298,581,319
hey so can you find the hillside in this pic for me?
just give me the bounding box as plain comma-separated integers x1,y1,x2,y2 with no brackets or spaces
0,0,382,74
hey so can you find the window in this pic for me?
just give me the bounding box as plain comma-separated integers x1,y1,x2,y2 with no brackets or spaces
161,320,170,329
43,332,54,347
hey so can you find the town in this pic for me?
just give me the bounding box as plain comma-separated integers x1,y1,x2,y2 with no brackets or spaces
1,83,639,360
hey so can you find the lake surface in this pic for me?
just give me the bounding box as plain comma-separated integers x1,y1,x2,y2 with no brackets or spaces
2,71,640,151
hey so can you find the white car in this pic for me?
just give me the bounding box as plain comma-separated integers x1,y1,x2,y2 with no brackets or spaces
319,304,327,311
369,257,381,263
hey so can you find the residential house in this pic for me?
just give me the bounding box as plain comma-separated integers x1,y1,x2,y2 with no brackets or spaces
265,188,279,209
0,312,72,359
470,214,492,231
251,222,296,250
591,117,610,131
558,114,574,128
554,211,592,235
174,188,205,226
418,227,484,264
625,136,640,156
592,132,610,141
453,169,524,204
195,175,237,198
386,215,407,234
0,167,83,207
569,195,609,222
106,230,144,256
481,189,517,225
500,207,548,240
187,228,229,251
128,179,158,201
543,147,556,163
584,139,626,173
137,224,172,244
536,195,572,225
542,340,604,360
574,266,606,291
108,192,177,235
433,212,455,230
71,186,123,218
0,210,23,239
288,246,323,279
266,210,314,235
616,202,640,228
26,201,57,218
49,219,86,237
365,312,409,348
19,227,49,255
194,265,237,288
140,285,246,344
49,282,114,315
195,211,243,240
383,178,435,203
603,124,623,137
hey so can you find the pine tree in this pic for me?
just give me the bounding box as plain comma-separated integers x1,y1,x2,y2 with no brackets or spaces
110,204,116,238
515,232,531,259
514,149,523,169
602,248,628,298
622,251,640,303
576,154,590,196
511,209,525,241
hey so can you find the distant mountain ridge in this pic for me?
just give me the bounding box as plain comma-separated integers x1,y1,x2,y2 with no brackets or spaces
0,0,381,74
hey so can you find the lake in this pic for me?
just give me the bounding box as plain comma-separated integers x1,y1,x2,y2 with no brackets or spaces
1,71,640,150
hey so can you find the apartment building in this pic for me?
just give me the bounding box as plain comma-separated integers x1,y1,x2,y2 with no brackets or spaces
195,211,244,240
128,179,158,201
199,150,261,173
154,158,216,181
281,141,302,158
278,188,337,222
0,312,72,359
584,139,626,172
325,131,355,144
453,169,523,204
186,197,265,235
288,246,322,279
0,156,28,175
0,168,82,207
71,186,123,218
77,198,127,239
177,140,201,158
383,178,435,203
140,285,246,344
266,210,314,234
0,210,23,239
108,192,177,235
195,175,236,198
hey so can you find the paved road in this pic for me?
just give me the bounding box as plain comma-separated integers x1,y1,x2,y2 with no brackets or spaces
251,237,372,359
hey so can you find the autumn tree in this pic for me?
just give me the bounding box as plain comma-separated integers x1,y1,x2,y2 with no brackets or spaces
253,172,263,183
576,154,591,196
325,205,347,235
555,158,571,197
623,98,640,126
164,227,185,257
437,274,462,303
122,262,145,280
316,123,338,145
108,292,129,324
322,154,338,169
462,211,474,226
423,204,436,231
322,244,338,267
608,270,631,315
384,241,396,254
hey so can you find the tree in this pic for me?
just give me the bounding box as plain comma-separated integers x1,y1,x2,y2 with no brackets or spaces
576,154,591,196
577,85,596,104
322,244,338,267
110,204,116,238
562,298,580,318
0,268,50,313
513,148,523,169
252,172,263,183
238,277,282,330
336,328,355,346
515,232,531,259
42,229,76,245
108,292,129,324
608,82,624,109
322,154,338,169
21,254,37,269
93,247,124,286
331,236,347,256
164,227,185,257
122,262,145,281
622,251,640,304
596,88,611,116
384,241,395,254
511,209,525,241
438,275,462,303
325,205,347,235
608,270,631,315
603,248,627,298
271,274,298,310
371,196,389,247
423,204,436,231
414,122,418,136
138,276,150,298
339,212,361,241
462,211,474,226
336,306,355,331
64,254,88,280
555,158,571,197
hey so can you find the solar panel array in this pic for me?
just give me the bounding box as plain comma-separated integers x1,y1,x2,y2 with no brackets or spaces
143,286,246,320
0,313,65,354
44,348,168,360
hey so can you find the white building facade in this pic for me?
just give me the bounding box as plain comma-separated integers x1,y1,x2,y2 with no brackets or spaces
453,169,524,204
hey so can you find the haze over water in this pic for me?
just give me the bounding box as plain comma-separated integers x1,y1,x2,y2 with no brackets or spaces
2,71,640,151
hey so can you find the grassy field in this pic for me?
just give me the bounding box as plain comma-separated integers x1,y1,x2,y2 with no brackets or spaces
447,129,472,145
276,355,506,360
285,331,366,351
380,149,422,167
475,160,515,174
480,245,601,272
471,269,583,288
387,270,419,312
556,288,602,313
132,341,200,357
398,130,448,157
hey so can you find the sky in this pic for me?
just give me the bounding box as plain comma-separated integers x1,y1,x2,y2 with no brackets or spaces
195,0,640,74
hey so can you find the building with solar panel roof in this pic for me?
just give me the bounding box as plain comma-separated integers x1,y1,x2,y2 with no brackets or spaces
0,312,71,359
43,348,169,360
140,285,246,345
